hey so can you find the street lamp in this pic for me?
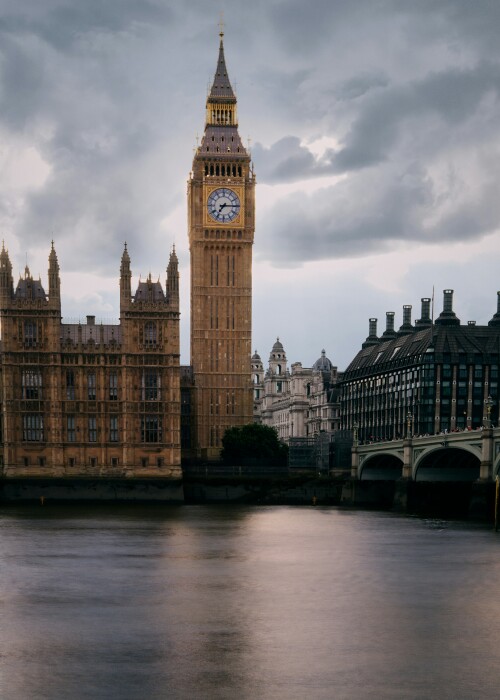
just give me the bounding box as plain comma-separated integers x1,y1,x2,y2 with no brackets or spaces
484,395,495,428
406,412,413,438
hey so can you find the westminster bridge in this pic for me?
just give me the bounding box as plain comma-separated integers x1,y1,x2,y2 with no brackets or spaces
351,427,500,482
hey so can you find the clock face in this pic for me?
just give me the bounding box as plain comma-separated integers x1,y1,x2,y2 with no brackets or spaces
207,188,240,223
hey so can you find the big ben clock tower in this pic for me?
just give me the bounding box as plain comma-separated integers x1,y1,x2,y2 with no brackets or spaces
188,28,255,459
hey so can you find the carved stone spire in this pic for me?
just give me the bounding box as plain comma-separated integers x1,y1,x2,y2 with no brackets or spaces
120,242,132,311
0,241,13,305
166,245,179,309
48,240,61,306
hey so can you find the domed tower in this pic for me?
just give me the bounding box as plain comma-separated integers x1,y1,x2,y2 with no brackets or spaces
312,349,333,375
251,350,264,421
188,27,255,459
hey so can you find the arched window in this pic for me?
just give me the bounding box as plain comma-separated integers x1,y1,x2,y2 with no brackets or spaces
144,322,157,347
24,320,37,347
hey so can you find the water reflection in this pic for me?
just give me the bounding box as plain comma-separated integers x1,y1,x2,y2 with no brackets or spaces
0,505,499,699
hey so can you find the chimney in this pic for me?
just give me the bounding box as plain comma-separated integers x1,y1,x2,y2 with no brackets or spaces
415,297,432,327
435,289,460,326
382,311,397,339
488,291,500,327
362,318,379,348
398,305,414,335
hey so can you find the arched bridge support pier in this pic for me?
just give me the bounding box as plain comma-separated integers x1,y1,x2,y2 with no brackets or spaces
343,428,500,519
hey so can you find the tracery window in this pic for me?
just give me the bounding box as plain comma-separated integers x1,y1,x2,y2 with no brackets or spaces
24,320,37,347
22,370,42,400
144,322,157,347
23,414,43,442
142,370,160,400
141,415,162,443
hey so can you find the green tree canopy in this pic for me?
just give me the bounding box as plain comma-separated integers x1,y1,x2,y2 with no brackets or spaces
221,423,288,467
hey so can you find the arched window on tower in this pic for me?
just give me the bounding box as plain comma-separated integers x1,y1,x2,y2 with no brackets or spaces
144,321,157,347
24,320,38,348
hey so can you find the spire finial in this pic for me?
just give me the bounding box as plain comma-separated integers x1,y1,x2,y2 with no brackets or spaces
219,11,224,40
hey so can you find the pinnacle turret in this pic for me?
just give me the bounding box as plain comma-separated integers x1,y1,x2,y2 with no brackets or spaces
0,241,13,304
166,246,179,308
120,242,132,311
48,241,61,305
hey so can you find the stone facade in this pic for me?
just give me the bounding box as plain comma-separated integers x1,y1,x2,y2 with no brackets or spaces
0,243,182,479
187,32,255,460
255,339,342,443
341,290,500,442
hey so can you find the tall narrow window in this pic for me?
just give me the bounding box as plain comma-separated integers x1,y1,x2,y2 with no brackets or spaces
24,320,37,347
109,371,118,400
87,373,96,400
110,416,118,442
66,370,75,400
144,322,157,347
67,415,76,442
142,370,160,400
88,416,97,442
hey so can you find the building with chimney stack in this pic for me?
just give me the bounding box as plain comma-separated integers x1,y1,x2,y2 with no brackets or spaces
340,290,500,442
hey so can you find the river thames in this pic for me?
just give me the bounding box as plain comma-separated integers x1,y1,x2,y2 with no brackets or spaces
1,504,499,699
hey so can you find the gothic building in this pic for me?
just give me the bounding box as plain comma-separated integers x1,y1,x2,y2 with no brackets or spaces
0,242,181,478
187,29,255,460
0,32,255,479
340,290,500,442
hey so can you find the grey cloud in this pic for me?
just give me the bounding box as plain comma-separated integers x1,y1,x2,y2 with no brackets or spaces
334,73,389,101
0,1,173,51
257,154,500,265
252,136,331,183
334,62,500,173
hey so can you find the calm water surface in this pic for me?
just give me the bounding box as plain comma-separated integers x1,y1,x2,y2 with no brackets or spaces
0,504,499,700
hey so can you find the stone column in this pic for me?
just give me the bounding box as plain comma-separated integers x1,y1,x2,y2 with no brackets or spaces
402,437,413,479
480,427,493,480
351,445,359,479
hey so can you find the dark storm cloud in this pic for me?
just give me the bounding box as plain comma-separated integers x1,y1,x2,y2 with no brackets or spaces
334,62,500,173
258,153,500,264
2,0,500,277
252,137,332,183
0,0,173,51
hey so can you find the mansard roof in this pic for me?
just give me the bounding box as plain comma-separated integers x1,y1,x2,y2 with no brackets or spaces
61,323,121,344
134,278,165,302
200,125,247,158
344,323,500,378
14,271,46,300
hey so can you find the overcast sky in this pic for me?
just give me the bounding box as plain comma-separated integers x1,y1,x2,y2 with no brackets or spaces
1,0,500,369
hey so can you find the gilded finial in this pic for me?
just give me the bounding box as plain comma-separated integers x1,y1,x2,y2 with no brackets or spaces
219,12,224,39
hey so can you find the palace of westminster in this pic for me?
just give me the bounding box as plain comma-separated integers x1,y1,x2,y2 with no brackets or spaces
1,34,500,479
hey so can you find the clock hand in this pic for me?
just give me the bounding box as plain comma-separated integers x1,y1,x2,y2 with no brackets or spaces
219,202,228,212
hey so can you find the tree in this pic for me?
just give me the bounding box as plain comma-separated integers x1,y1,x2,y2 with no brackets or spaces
221,423,288,467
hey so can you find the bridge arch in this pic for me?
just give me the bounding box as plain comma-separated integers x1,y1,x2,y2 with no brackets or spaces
493,453,500,478
360,452,404,481
413,447,480,482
